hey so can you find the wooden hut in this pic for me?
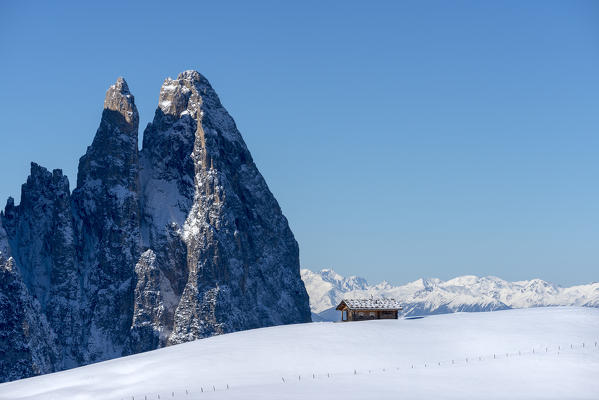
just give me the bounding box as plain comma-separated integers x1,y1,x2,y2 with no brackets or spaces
336,298,402,321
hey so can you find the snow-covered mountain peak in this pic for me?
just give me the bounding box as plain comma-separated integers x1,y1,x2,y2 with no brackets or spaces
421,277,442,289
443,275,481,286
372,280,393,290
177,69,206,81
318,268,344,281
299,269,369,314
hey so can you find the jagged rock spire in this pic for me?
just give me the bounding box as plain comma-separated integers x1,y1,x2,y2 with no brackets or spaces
72,76,142,364
103,77,139,127
10,162,72,306
76,77,139,189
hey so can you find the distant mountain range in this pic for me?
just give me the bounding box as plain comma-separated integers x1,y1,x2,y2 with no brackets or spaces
301,269,599,321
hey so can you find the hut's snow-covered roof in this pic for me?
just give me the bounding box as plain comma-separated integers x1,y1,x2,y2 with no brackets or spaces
337,298,402,311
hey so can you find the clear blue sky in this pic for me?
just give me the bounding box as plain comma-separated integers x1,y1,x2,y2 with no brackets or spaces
1,1,598,286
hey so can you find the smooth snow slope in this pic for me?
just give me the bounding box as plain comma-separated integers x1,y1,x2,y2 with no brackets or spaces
1,307,598,400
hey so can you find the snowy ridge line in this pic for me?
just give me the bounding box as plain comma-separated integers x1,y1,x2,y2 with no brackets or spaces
116,340,599,400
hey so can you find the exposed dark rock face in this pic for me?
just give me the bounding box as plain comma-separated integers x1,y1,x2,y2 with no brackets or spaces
71,77,142,364
0,219,8,258
0,254,59,382
129,249,172,352
0,72,311,383
1,164,80,368
138,71,311,348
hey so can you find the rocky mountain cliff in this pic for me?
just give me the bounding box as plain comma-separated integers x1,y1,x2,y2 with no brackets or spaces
0,71,310,383
302,269,599,321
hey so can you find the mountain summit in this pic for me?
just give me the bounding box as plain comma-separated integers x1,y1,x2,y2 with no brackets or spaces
0,72,311,383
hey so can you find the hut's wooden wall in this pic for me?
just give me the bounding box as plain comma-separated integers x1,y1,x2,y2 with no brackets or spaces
346,309,398,321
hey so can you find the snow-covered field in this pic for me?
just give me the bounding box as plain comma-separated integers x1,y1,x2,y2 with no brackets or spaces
1,307,598,400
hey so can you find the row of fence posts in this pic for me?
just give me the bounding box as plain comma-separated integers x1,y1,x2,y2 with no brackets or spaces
279,341,598,383
127,384,230,400
124,340,597,399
